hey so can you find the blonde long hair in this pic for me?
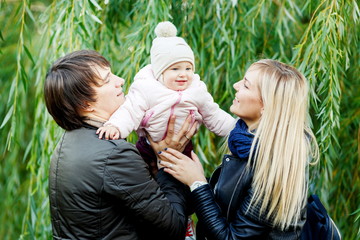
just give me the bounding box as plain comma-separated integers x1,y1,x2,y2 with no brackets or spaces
247,59,319,230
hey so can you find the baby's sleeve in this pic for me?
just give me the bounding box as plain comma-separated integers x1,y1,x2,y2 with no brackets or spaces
105,81,149,138
196,80,236,137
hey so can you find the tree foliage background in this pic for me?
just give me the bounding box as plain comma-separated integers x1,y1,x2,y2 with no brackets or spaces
0,0,359,239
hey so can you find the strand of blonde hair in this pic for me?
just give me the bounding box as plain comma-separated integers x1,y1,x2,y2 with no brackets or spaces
247,60,319,230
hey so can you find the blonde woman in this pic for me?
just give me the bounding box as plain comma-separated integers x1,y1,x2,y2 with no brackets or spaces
156,59,319,239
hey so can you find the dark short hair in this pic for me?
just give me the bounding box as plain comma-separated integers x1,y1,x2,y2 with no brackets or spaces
44,50,110,130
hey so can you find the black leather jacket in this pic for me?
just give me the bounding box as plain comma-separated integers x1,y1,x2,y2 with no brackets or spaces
192,154,305,240
49,124,188,239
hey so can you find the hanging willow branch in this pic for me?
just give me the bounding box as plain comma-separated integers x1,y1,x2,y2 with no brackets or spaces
292,0,345,189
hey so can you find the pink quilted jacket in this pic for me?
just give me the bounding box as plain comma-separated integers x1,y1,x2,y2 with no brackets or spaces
106,65,236,141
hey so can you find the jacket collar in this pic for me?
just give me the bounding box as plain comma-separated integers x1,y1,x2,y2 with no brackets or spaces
83,118,105,129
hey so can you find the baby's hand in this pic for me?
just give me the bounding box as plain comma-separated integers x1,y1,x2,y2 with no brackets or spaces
96,125,120,140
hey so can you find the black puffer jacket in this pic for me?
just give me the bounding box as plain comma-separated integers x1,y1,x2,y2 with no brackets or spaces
192,154,306,240
49,124,188,240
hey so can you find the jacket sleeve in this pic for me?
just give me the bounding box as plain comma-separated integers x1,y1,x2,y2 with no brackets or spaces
195,79,236,137
191,184,268,239
105,80,149,138
103,142,188,240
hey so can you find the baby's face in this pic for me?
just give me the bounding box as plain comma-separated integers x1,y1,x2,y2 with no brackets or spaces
162,61,194,91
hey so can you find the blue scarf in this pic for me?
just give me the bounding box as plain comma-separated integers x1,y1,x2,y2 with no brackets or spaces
228,119,255,159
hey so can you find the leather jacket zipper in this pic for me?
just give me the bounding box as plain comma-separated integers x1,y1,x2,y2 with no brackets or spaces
227,167,246,219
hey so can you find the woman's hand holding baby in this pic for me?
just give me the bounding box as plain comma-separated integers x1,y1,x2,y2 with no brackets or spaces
158,148,207,187
149,114,198,155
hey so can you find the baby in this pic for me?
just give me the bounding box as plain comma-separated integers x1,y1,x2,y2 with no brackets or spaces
98,21,235,148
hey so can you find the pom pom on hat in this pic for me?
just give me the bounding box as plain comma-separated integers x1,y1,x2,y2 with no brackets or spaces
151,21,195,80
155,21,177,37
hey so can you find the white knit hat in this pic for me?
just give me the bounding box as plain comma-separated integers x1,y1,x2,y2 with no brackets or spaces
150,21,195,80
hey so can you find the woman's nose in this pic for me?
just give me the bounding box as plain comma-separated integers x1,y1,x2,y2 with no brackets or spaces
115,76,125,87
233,81,239,90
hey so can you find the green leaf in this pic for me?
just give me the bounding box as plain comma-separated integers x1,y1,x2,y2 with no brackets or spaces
24,45,35,65
89,14,102,24
25,5,35,22
0,105,14,129
89,0,102,11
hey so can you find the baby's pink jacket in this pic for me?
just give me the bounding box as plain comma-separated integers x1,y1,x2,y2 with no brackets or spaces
105,65,236,141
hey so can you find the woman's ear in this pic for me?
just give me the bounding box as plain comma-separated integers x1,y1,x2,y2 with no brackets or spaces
82,102,94,112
